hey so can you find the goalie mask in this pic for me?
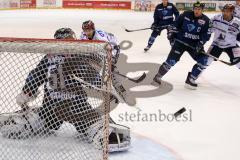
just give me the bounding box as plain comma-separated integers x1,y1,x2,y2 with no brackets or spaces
54,28,76,39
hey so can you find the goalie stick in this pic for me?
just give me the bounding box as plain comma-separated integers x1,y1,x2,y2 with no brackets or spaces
113,71,146,83
71,74,123,107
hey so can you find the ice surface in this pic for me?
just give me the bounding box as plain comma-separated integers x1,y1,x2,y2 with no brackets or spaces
0,9,239,160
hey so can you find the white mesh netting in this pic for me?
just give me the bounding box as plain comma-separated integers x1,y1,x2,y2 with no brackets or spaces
0,38,111,160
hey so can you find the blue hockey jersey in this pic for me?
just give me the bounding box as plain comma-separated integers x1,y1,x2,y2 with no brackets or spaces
153,2,179,26
174,11,211,46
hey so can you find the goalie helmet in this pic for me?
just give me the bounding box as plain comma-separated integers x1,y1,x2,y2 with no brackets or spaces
222,4,235,12
82,20,95,31
54,28,76,39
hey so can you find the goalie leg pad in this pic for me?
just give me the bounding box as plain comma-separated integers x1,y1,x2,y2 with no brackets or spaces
86,120,131,152
0,110,45,139
108,123,131,152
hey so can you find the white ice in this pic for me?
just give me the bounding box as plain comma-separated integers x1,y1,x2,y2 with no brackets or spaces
0,9,239,160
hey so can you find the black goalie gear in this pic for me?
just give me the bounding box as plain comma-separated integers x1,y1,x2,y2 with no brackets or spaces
54,28,76,39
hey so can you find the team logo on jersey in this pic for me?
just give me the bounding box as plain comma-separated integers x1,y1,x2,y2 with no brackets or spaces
198,19,206,25
162,10,168,16
187,24,196,32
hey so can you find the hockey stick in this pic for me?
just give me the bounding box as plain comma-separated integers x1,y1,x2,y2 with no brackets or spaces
202,52,233,66
175,39,234,66
125,27,151,32
71,74,123,101
124,25,170,33
113,71,146,83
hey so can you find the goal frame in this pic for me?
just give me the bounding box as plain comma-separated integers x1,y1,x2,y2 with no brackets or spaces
0,37,112,160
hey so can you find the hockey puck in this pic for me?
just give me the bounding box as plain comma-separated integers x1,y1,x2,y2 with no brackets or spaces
174,107,186,117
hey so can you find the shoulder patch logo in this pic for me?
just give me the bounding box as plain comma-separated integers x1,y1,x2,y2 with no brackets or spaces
187,24,196,32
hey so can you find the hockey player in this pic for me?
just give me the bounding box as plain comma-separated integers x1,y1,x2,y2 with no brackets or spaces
152,1,211,89
0,28,131,152
234,0,240,19
144,0,179,52
185,4,240,89
80,20,136,106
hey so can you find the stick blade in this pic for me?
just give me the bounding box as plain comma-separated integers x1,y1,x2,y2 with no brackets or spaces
133,72,146,83
125,28,131,32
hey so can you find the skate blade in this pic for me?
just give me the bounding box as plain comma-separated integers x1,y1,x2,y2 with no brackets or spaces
184,83,197,90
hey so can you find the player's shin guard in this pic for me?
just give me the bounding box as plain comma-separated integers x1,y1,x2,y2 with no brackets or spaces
152,62,172,85
144,36,156,52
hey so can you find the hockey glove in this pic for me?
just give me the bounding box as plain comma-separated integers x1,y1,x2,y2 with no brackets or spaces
151,24,160,32
16,92,39,110
195,41,204,54
167,25,178,46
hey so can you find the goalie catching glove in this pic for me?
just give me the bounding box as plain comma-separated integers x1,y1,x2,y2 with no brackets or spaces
0,108,46,139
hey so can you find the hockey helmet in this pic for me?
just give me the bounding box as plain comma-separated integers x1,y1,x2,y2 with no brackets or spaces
82,20,95,31
193,1,205,9
222,4,235,12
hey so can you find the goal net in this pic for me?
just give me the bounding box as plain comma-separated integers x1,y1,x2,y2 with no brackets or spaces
0,38,112,160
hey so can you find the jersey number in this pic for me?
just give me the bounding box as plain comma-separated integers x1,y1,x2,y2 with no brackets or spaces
47,64,65,90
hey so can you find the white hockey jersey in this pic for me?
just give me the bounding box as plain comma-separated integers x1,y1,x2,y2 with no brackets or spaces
211,14,240,48
80,29,119,58
234,4,240,19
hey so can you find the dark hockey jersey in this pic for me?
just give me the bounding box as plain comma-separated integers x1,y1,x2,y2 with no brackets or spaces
153,2,179,26
174,11,211,46
22,54,100,100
